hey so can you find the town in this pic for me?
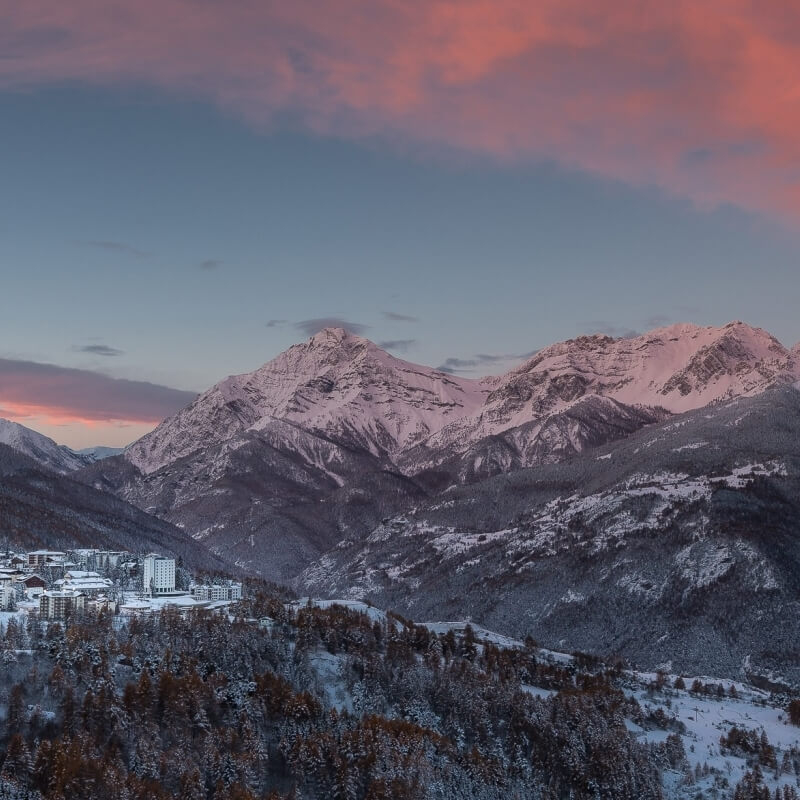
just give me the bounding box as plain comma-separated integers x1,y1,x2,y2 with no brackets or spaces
0,548,242,620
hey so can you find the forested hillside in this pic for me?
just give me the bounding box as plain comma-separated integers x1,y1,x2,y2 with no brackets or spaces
0,587,797,799
0,445,224,573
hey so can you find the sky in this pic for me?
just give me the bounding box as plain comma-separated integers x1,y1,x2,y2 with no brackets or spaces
2,0,800,448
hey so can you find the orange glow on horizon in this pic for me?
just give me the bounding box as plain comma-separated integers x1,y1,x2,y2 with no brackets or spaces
0,401,163,429
0,402,162,449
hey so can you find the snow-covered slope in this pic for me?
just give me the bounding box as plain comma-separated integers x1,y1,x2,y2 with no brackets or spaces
402,394,669,481
507,321,796,415
297,385,800,681
408,321,800,469
0,418,90,473
127,327,487,474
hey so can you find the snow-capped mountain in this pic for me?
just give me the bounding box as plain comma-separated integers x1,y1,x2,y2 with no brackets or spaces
127,321,800,481
496,321,796,417
126,327,486,475
403,321,800,475
79,320,800,582
83,327,479,579
78,445,125,461
0,418,91,473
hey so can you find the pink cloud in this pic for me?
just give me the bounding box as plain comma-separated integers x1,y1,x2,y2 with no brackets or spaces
0,358,196,424
3,1,800,216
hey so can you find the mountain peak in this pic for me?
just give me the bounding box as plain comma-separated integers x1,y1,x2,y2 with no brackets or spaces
126,328,486,473
307,326,366,347
0,418,89,473
491,319,798,423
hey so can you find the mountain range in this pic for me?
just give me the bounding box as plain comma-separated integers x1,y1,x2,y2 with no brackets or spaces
3,319,800,679
74,321,800,576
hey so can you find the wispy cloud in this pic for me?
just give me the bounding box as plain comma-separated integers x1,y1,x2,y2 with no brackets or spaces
73,344,124,357
266,319,288,328
294,317,368,336
0,358,196,424
437,357,480,373
437,351,534,374
199,258,222,270
8,2,800,218
382,311,418,323
378,339,416,352
78,240,149,258
643,314,672,330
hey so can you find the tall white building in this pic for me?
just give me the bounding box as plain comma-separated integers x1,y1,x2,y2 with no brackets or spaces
0,584,15,611
143,554,176,596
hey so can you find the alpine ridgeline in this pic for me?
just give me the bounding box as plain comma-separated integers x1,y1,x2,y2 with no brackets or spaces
77,321,800,586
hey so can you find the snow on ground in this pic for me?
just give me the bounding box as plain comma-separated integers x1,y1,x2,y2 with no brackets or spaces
672,441,708,452
420,621,525,650
724,460,787,487
289,598,389,624
0,611,24,631
429,528,515,558
626,676,800,798
419,619,800,799
521,684,556,700
307,650,353,713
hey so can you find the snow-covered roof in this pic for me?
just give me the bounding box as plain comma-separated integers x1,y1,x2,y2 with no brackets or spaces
18,574,46,584
63,578,113,590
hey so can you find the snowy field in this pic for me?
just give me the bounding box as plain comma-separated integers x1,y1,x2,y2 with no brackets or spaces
289,597,388,624
624,672,800,798
419,618,800,799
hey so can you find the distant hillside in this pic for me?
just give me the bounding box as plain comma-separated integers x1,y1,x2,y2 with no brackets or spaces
0,418,91,473
0,444,226,572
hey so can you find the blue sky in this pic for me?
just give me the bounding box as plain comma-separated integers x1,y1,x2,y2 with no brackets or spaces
2,85,800,447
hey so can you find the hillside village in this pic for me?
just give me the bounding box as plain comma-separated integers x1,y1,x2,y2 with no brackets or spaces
0,547,242,620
